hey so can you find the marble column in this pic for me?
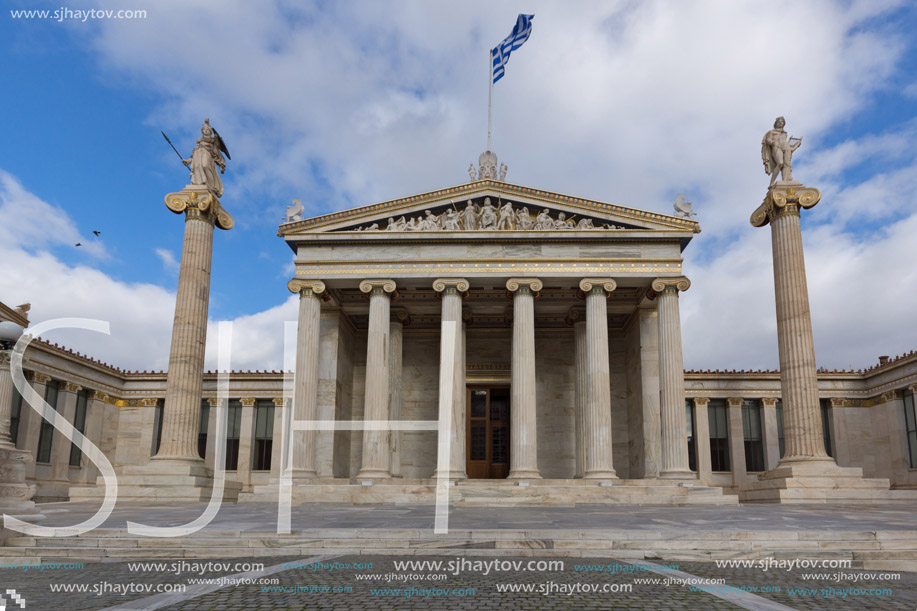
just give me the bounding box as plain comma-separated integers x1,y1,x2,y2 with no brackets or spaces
506,278,542,479
751,184,830,465
727,397,746,486
288,279,326,479
0,348,42,521
356,279,397,479
433,279,468,480
652,277,693,479
156,187,233,465
761,398,781,470
693,398,712,484
388,311,406,478
579,279,618,479
51,382,81,483
566,308,587,479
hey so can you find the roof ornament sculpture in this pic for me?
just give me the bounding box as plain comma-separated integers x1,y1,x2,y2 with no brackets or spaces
761,116,802,189
284,198,304,222
673,194,695,218
468,150,507,183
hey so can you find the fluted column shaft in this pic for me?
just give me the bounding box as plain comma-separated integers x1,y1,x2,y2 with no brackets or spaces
654,278,693,478
580,280,617,479
357,280,396,478
433,279,468,480
0,353,15,448
507,278,542,479
770,205,828,461
568,309,587,479
289,280,326,478
155,210,215,460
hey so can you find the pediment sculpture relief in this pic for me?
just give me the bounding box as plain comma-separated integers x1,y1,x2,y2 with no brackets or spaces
348,198,629,232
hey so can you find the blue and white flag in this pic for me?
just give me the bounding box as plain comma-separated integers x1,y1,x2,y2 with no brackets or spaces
491,14,534,84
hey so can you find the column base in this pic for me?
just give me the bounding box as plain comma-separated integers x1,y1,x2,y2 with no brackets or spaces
738,459,917,504
355,468,392,480
658,469,695,480
583,470,617,480
507,470,542,480
432,469,467,482
0,447,45,521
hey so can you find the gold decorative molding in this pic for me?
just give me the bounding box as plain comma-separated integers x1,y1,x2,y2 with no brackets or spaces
27,372,52,384
59,382,83,394
137,397,160,407
271,397,287,407
693,397,710,407
880,390,898,403
828,397,846,409
760,397,778,408
88,390,110,403
240,397,257,407
297,259,682,277
207,397,223,407
726,397,744,407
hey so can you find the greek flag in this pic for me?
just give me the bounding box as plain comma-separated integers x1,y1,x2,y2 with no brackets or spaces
491,14,534,84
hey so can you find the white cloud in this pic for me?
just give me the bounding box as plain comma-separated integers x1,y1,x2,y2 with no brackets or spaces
154,247,180,273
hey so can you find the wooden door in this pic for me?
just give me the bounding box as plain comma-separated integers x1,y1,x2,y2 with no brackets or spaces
466,387,510,479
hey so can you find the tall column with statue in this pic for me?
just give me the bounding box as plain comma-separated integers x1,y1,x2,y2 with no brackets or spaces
740,117,893,502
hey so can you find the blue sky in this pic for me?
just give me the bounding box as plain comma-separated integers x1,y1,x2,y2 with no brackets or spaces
1,0,915,371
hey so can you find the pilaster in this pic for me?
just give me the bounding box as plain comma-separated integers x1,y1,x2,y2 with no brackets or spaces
727,397,746,487
236,397,257,487
761,397,781,470
50,382,81,483
693,398,712,484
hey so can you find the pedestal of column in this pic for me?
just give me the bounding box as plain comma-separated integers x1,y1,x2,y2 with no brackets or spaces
288,279,326,479
579,279,617,480
0,349,43,524
356,280,397,479
433,279,468,481
652,277,694,479
506,278,542,480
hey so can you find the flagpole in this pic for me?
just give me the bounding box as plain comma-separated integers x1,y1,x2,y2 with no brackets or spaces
487,48,493,152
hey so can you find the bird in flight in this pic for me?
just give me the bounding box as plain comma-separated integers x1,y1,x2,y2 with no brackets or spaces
75,242,82,247
93,230,101,236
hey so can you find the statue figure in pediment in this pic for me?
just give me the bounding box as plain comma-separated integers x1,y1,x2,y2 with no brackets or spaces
554,212,574,229
535,208,554,230
479,198,497,229
405,217,419,231
515,207,534,230
442,209,461,231
496,201,515,230
420,210,439,231
468,163,477,182
577,217,595,229
498,163,508,181
386,216,407,231
463,200,479,230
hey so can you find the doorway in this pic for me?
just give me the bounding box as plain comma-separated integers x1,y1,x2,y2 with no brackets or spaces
466,387,510,479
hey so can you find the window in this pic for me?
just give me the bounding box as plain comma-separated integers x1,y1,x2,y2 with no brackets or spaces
819,399,833,458
903,389,917,469
708,400,730,472
776,400,785,458
198,400,209,459
68,389,89,467
252,400,275,471
685,399,696,472
9,387,23,446
151,402,164,456
36,380,59,463
225,400,243,471
742,400,765,472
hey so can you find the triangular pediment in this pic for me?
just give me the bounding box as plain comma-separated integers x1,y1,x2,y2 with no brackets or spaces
278,180,698,236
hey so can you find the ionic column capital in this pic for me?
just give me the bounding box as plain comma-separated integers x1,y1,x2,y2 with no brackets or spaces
506,278,543,296
565,306,586,326
651,277,691,295
288,279,327,298
359,279,398,298
59,382,83,394
579,278,616,296
165,189,234,231
28,372,52,384
751,184,821,228
432,278,470,295
391,308,413,326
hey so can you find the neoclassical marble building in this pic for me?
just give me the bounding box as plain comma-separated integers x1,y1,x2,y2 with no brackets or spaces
2,177,916,504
